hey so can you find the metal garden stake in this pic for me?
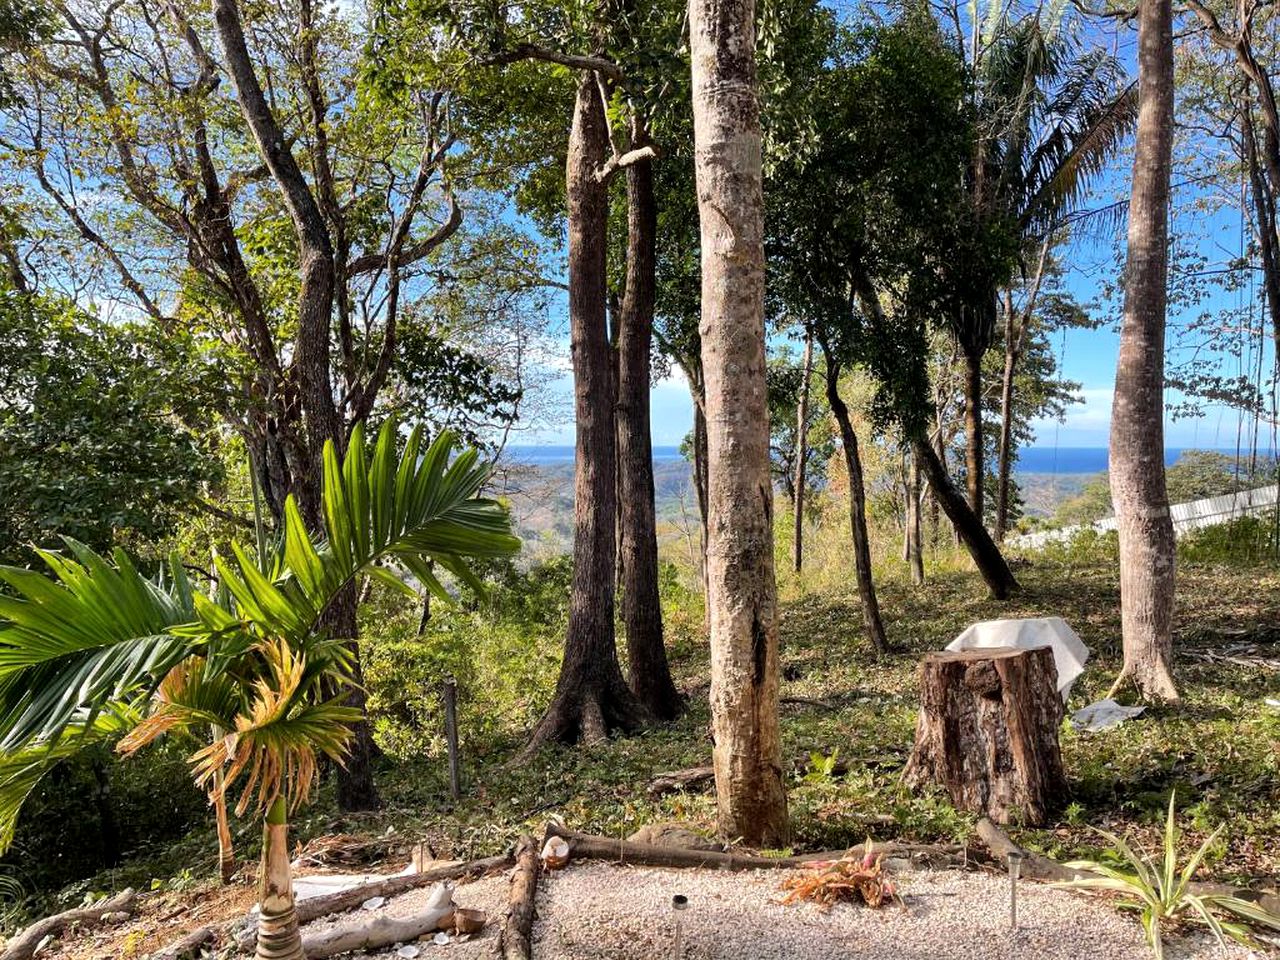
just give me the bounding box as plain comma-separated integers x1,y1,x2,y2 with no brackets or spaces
1008,851,1023,931
672,894,688,958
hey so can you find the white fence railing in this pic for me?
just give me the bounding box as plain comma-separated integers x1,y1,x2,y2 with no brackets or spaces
1010,484,1280,550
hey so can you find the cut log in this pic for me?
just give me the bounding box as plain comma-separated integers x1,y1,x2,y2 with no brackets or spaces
1,889,137,960
542,824,964,870
298,883,454,960
497,836,540,960
903,647,1066,825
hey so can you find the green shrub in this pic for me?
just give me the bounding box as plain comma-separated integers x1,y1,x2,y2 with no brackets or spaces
1178,515,1278,567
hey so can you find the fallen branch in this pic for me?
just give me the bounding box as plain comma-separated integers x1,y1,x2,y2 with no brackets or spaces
646,766,715,797
148,925,217,960
2,889,137,960
295,852,512,924
299,883,454,960
233,852,514,951
976,818,1280,914
497,835,540,960
543,824,965,871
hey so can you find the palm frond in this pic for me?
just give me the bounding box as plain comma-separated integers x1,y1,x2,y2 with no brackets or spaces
0,546,196,751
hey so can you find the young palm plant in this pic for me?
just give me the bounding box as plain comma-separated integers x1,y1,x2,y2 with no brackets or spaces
0,419,519,960
1055,793,1280,959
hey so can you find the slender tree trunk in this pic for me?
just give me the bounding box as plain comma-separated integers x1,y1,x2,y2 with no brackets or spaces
792,331,813,573
526,76,649,750
821,347,888,652
691,0,788,845
1109,0,1178,703
617,120,683,721
213,0,378,805
907,451,924,586
691,393,711,633
962,345,984,522
255,797,302,960
994,300,1018,541
914,438,1018,599
90,757,121,869
213,755,235,884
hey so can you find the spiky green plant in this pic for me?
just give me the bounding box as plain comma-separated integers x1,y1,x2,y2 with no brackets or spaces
0,418,519,960
1055,793,1280,958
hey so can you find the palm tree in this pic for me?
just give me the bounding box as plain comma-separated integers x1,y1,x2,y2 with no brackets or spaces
952,10,1137,526
0,419,519,960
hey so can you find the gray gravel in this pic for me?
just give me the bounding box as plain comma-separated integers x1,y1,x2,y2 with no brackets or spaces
326,862,1268,960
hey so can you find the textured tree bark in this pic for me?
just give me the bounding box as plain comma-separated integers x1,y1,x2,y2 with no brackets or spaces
1109,0,1179,703
821,345,887,652
903,647,1067,826
526,76,649,750
617,122,683,721
300,885,454,960
914,438,1018,599
962,346,985,521
906,451,925,586
690,0,788,846
212,0,378,804
792,331,813,574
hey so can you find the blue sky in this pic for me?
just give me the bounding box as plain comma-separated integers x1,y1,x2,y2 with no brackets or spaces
519,7,1277,454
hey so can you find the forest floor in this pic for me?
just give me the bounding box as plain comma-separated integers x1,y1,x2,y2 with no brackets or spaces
6,544,1280,956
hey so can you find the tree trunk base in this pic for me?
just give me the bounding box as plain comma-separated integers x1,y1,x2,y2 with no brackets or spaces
903,647,1066,825
522,675,649,755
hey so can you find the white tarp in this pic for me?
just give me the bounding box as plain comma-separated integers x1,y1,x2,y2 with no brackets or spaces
1071,698,1146,732
944,616,1089,700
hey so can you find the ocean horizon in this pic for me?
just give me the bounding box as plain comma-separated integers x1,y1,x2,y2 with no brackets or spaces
506,445,1273,475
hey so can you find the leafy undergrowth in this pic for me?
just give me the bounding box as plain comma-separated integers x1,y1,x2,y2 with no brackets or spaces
8,549,1280,929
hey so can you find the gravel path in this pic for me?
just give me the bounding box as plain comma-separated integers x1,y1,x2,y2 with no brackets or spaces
336,862,1264,960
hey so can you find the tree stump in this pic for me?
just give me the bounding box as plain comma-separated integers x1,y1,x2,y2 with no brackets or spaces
902,646,1066,825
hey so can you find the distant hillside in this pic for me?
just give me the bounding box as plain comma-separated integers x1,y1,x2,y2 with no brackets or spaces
493,456,1092,554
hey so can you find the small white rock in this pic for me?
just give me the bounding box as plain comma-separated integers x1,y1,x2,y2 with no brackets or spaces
396,945,420,958
431,932,450,946
361,896,386,910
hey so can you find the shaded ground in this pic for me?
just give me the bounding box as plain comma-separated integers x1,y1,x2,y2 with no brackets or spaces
5,550,1279,934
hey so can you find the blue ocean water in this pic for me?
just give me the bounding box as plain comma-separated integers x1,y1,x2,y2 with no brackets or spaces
508,444,1264,475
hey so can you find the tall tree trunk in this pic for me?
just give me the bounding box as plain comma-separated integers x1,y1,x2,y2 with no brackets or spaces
821,346,888,652
690,0,788,846
212,0,378,806
962,345,984,522
792,331,813,573
914,438,1018,599
994,300,1018,542
255,797,302,960
995,239,1051,541
906,451,924,586
526,76,650,750
690,389,711,633
212,0,373,814
1109,0,1178,703
617,120,683,721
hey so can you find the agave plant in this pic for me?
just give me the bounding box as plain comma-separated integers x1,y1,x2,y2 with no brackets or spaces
1055,793,1280,959
0,419,519,960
